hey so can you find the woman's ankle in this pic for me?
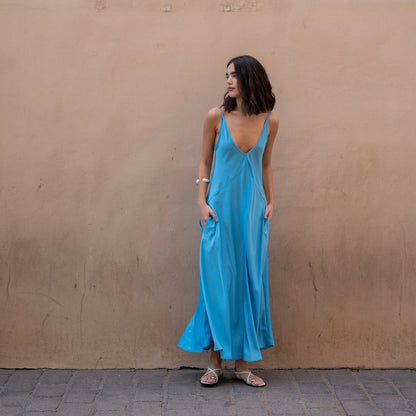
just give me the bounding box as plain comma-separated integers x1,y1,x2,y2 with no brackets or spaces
209,360,222,369
235,359,249,373
210,350,222,368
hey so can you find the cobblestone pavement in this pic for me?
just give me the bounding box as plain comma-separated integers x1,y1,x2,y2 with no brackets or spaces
0,368,415,416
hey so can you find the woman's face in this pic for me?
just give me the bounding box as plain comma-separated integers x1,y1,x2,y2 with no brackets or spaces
225,62,240,99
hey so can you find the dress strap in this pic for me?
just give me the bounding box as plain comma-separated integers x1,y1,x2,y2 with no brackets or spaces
218,106,224,117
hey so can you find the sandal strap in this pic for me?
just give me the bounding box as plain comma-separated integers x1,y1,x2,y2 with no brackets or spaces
234,370,266,387
236,370,262,385
235,370,252,382
204,367,222,381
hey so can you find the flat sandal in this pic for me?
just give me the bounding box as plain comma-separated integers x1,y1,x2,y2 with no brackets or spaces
200,367,223,387
233,370,266,387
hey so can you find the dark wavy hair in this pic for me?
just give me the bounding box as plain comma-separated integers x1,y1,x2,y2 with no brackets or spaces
223,55,276,116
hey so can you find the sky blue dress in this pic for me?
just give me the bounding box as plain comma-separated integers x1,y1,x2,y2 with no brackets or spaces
178,107,274,362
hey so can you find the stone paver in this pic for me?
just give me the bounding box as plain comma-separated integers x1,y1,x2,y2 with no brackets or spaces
0,368,414,415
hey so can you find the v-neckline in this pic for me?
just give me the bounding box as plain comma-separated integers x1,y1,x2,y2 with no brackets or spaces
222,113,269,155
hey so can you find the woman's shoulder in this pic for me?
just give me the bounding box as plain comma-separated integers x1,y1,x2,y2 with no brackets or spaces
205,106,222,120
267,111,279,138
268,111,279,124
269,111,279,131
204,107,222,128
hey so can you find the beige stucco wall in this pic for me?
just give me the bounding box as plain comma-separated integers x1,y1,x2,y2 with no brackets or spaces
1,0,415,369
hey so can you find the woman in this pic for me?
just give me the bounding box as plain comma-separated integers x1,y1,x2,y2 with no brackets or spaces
178,55,279,387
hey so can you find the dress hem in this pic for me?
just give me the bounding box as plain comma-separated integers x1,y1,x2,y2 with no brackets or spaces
177,342,275,362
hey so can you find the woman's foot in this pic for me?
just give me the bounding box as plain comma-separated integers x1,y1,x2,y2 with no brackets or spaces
200,367,223,386
200,348,222,386
234,359,266,387
233,370,266,387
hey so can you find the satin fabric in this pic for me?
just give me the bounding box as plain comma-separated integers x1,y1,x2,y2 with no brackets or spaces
178,108,274,361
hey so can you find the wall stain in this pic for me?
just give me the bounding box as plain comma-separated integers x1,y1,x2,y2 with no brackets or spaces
41,313,50,329
399,224,408,321
17,291,63,307
79,263,87,345
95,0,106,11
95,355,104,369
170,147,176,161
308,261,318,293
308,261,318,314
318,316,333,339
6,265,11,299
218,0,258,12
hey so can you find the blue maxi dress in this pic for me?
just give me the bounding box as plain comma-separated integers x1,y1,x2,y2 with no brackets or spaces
178,107,274,362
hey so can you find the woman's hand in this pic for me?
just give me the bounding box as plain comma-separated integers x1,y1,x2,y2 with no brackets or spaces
198,202,218,229
264,202,275,220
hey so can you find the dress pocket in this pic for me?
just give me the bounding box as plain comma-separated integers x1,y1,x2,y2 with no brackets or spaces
199,216,214,233
201,216,218,241
263,217,270,236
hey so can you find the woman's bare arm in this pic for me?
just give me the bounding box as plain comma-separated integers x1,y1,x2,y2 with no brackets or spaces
197,107,221,227
262,112,279,220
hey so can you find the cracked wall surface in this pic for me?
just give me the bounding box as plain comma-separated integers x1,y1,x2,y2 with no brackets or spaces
0,0,416,368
